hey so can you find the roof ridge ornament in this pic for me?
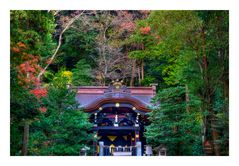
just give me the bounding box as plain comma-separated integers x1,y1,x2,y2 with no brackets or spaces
112,79,123,90
104,79,130,96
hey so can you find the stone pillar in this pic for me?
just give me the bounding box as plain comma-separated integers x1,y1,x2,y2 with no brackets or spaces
158,147,167,156
136,141,142,156
99,141,104,156
145,145,153,156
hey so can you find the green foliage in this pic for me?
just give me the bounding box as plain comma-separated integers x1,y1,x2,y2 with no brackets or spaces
129,10,228,155
10,11,57,156
42,71,55,83
146,86,203,155
10,10,56,57
10,10,229,156
28,70,93,155
72,59,93,86
211,88,229,155
53,20,97,70
10,122,23,155
140,76,156,86
10,68,40,155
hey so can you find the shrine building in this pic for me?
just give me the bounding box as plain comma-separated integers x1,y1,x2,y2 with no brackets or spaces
74,80,157,156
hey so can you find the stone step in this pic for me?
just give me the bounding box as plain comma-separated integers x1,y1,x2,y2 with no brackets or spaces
112,152,132,156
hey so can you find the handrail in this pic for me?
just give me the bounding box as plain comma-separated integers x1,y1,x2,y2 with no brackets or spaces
102,145,137,155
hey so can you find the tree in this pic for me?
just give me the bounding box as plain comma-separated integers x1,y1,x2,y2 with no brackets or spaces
10,10,229,156
10,10,56,57
146,86,203,155
28,70,93,155
10,68,40,155
37,10,86,82
72,59,93,86
10,11,56,155
129,11,228,155
55,20,97,70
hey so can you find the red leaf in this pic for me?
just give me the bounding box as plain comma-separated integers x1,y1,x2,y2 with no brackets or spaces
39,107,47,113
140,26,151,35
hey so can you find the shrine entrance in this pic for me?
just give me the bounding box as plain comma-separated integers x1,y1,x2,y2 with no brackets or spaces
75,80,156,156
90,104,148,156
97,130,137,156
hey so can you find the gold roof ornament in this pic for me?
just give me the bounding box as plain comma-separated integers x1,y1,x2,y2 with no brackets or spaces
113,79,123,89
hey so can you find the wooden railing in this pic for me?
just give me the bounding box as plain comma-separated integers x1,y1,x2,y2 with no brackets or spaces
103,146,137,156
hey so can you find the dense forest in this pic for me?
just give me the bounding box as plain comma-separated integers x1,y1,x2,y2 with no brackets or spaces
10,10,229,156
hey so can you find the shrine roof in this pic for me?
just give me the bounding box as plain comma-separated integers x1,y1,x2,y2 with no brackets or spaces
73,85,157,113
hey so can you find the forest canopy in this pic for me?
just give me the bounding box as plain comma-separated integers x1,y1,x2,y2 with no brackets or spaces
10,10,229,156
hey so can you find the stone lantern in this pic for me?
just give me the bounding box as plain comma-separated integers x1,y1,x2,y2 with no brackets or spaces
79,146,90,156
158,146,167,156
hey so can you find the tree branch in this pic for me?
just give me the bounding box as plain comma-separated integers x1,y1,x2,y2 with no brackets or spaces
37,10,85,83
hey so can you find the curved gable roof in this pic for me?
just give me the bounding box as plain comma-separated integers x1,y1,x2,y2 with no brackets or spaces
74,85,156,113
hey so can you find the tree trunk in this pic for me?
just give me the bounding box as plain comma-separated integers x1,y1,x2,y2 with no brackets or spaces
223,79,229,100
185,84,190,113
210,110,220,155
22,121,29,156
130,60,136,87
211,120,220,155
138,67,141,85
141,60,144,80
201,26,221,155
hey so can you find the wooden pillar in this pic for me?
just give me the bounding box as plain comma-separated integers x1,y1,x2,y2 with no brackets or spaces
94,113,98,127
135,131,140,142
135,113,140,127
131,134,135,146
